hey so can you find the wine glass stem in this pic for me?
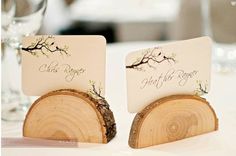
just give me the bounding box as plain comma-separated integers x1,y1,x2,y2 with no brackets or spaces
1,44,31,121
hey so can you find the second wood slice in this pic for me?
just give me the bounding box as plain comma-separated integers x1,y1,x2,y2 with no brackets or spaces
129,95,218,148
23,89,116,143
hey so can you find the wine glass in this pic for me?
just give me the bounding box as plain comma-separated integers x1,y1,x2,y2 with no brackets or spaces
201,0,236,73
1,0,16,114
1,0,16,43
1,0,47,121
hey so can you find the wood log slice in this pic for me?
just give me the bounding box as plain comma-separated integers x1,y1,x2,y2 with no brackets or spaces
129,95,218,148
23,89,116,143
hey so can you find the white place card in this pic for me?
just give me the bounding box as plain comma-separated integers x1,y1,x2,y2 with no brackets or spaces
22,35,106,97
126,37,212,113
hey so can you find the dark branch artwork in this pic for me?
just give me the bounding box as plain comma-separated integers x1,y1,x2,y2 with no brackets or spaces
87,80,110,109
87,81,116,141
88,80,105,100
195,80,208,96
126,47,176,71
21,36,69,57
87,80,109,109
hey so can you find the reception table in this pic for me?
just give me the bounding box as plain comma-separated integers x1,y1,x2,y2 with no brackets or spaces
2,41,236,156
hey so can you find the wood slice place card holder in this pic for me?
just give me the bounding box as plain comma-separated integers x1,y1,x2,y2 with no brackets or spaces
128,95,218,148
126,37,218,148
23,89,116,143
21,36,116,144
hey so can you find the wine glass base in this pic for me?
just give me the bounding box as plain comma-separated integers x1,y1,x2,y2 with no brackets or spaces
1,96,31,122
213,62,236,74
2,106,27,122
213,43,236,73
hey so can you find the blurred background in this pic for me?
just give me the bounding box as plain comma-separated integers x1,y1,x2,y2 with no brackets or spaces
2,0,236,45
39,0,236,43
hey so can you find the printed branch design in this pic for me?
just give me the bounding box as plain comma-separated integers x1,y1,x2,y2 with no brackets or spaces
126,47,176,71
87,80,110,109
88,81,105,100
87,80,115,140
88,80,116,141
21,36,69,57
195,80,208,96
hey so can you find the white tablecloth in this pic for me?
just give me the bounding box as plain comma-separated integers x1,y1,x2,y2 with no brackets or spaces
2,42,236,156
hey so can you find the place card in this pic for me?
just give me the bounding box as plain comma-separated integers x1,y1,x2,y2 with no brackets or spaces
22,35,106,97
126,37,212,113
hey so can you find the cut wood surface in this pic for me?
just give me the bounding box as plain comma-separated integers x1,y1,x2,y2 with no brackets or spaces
129,95,218,148
23,89,116,143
